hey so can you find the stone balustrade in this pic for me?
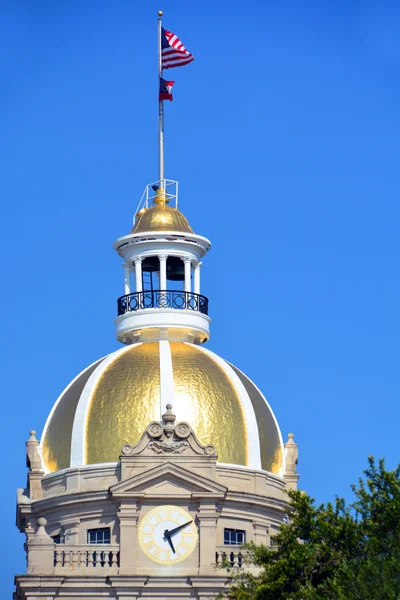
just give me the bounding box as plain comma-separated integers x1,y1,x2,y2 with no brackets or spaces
215,546,244,569
54,545,120,571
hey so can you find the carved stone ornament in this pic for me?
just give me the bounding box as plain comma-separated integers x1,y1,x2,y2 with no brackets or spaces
148,422,163,437
204,444,216,456
120,404,217,459
146,413,191,456
148,437,189,455
175,422,191,439
121,443,135,456
284,433,298,475
283,432,300,491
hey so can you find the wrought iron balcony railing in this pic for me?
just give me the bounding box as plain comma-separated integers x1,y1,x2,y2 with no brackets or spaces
117,290,209,316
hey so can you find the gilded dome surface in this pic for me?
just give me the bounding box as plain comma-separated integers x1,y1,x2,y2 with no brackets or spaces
41,342,283,475
131,205,194,234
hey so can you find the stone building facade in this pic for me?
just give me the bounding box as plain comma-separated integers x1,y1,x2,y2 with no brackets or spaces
15,182,299,599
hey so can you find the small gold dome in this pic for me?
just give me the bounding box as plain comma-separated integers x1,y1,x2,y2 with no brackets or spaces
131,205,194,234
41,342,283,476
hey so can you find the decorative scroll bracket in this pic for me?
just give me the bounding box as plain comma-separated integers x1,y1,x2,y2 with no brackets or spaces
121,404,216,459
119,404,217,482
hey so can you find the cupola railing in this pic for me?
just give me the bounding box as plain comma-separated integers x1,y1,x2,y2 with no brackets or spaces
117,290,209,317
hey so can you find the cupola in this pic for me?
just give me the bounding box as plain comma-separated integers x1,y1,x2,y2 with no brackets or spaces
113,180,211,345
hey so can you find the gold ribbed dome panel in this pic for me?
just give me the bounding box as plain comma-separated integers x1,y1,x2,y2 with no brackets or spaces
85,344,160,465
229,363,283,474
131,205,194,234
41,359,103,472
170,343,248,465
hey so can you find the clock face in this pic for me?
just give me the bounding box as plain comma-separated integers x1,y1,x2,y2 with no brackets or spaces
138,505,198,565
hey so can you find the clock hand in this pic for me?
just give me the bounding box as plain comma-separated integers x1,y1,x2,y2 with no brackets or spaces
167,520,193,538
163,530,176,554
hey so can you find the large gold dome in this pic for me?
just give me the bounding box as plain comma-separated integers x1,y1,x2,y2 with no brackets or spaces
41,342,283,476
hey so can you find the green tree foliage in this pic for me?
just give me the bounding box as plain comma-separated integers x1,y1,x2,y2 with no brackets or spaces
221,457,400,600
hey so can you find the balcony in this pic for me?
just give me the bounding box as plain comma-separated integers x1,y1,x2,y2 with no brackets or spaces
54,544,120,572
117,290,209,317
215,547,244,569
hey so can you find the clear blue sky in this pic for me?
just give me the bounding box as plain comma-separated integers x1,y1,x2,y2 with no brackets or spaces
2,0,400,593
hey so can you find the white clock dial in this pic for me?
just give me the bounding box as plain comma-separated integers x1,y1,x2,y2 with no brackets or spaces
138,505,198,565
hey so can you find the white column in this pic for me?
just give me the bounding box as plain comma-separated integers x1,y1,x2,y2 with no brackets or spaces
159,254,167,291
134,258,143,293
122,262,131,296
184,258,192,293
193,261,202,295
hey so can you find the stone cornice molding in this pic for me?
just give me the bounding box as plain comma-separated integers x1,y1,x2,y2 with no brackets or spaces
20,489,111,518
224,491,290,512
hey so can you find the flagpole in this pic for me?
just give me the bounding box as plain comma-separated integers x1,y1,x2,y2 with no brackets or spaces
158,10,164,189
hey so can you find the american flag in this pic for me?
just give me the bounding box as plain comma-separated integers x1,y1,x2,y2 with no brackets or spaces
161,27,194,70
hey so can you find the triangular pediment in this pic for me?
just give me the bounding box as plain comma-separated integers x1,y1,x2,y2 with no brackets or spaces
110,461,227,499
